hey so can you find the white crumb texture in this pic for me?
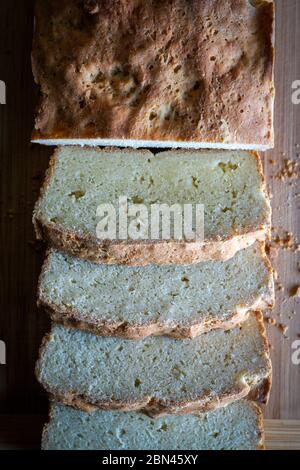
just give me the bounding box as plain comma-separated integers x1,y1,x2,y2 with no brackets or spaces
42,400,263,450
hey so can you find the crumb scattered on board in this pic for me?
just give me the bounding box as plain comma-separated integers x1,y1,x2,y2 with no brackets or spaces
258,150,300,341
278,323,289,336
265,317,277,326
267,230,300,253
274,159,299,182
292,286,300,298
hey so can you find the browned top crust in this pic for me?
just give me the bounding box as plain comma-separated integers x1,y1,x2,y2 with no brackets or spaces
32,0,274,147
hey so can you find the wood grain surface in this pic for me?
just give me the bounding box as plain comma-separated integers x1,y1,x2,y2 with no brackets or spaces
0,0,299,448
265,419,300,450
263,0,300,420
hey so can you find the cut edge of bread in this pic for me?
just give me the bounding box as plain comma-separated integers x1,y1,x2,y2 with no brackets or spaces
32,147,271,266
35,312,272,418
37,243,275,339
31,138,273,152
40,400,266,450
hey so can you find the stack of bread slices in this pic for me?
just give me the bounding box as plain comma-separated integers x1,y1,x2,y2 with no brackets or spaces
31,0,275,450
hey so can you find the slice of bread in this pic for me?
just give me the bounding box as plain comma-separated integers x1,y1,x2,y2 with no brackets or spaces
42,400,265,450
32,1,274,151
36,312,272,418
38,242,274,339
33,147,271,266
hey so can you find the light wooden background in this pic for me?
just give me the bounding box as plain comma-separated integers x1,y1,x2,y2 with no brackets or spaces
263,0,300,420
0,0,299,449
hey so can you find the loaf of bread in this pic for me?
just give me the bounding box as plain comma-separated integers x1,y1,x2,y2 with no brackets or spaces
32,0,274,150
33,147,271,266
38,242,274,339
42,400,265,450
36,312,271,418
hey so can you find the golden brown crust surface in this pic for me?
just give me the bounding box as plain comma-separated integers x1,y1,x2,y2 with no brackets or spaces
32,0,274,147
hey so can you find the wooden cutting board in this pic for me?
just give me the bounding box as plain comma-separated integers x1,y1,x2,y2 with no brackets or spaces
265,420,300,450
0,0,299,449
263,0,300,420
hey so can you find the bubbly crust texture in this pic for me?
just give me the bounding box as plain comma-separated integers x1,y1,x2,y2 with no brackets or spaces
32,0,274,148
38,243,274,339
32,147,271,266
41,400,265,450
35,312,272,418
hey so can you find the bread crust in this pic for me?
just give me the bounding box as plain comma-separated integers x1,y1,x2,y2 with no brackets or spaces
39,378,270,420
35,312,272,418
34,219,268,265
34,221,268,266
41,400,265,450
37,243,275,339
32,0,274,149
246,401,265,451
41,307,251,340
33,147,271,266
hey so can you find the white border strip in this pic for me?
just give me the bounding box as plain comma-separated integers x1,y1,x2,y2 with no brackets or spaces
32,138,271,151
